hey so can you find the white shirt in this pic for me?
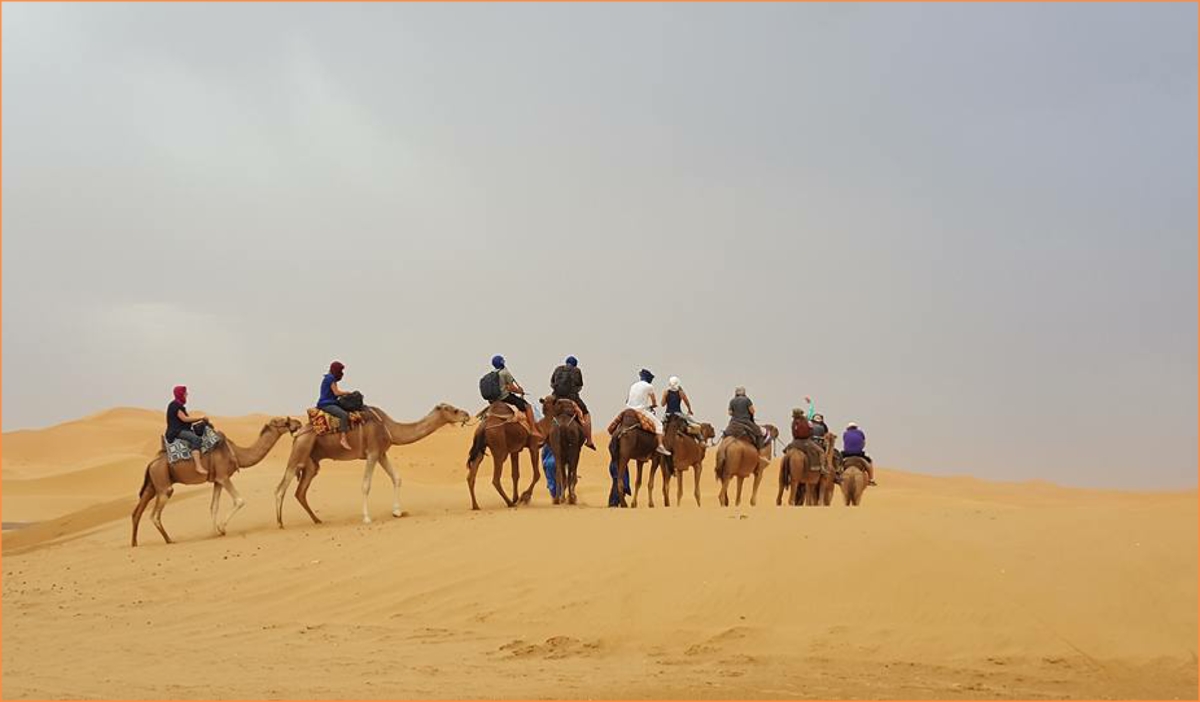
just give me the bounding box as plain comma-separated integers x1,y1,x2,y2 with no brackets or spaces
626,380,655,410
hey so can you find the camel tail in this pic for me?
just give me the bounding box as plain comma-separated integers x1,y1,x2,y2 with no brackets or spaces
467,428,487,467
138,463,152,498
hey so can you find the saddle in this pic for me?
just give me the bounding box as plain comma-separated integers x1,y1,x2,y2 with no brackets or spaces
163,426,223,465
723,420,765,448
307,407,367,436
480,401,532,432
785,439,826,474
607,409,656,436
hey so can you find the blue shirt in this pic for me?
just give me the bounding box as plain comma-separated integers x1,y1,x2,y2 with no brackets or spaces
317,373,339,408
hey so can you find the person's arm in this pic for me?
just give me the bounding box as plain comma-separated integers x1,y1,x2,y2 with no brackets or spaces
749,404,756,418
178,409,206,423
648,391,658,409
331,381,352,397
805,396,815,420
681,390,693,414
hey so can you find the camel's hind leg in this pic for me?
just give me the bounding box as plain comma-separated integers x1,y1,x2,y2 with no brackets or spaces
216,478,245,535
467,455,483,511
647,460,657,508
632,459,645,508
750,466,765,507
150,490,174,544
131,488,154,547
295,460,323,524
735,475,746,506
518,442,539,505
377,453,404,518
510,450,521,507
491,453,514,508
660,460,670,507
676,469,684,507
361,452,380,524
693,465,702,507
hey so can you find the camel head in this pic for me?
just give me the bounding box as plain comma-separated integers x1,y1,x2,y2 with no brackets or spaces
434,403,471,427
268,416,303,435
700,423,716,443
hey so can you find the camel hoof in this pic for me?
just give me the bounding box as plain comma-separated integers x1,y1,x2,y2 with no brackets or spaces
471,505,480,511
362,516,372,524
392,509,403,518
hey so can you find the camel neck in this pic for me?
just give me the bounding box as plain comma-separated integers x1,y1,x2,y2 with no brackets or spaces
229,426,284,467
382,410,446,446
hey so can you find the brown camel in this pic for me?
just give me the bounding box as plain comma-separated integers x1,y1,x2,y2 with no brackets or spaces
713,433,773,507
839,456,871,506
543,396,584,505
655,416,715,507
275,403,470,527
609,410,660,509
776,434,837,506
132,417,301,547
465,401,542,510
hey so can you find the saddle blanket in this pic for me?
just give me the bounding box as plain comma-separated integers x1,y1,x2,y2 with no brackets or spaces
164,426,223,464
607,409,657,436
307,407,367,436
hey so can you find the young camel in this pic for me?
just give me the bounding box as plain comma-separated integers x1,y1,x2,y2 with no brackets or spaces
465,400,542,510
275,403,470,527
131,417,301,546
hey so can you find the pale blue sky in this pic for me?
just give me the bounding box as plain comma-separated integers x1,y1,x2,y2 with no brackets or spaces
3,3,1196,488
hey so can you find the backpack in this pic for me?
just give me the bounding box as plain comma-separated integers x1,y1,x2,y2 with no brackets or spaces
479,370,502,401
337,391,365,412
551,366,577,397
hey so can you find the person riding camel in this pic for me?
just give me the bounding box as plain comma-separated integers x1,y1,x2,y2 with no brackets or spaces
663,376,701,438
791,407,813,442
842,421,876,486
492,355,543,442
165,385,210,476
550,355,595,450
724,386,766,449
317,361,355,451
626,369,671,456
810,412,830,447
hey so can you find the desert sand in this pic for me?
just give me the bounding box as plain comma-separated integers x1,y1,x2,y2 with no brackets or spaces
2,407,1196,699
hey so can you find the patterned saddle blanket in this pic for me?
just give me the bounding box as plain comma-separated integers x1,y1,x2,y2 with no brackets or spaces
607,409,657,436
164,426,223,464
307,407,368,436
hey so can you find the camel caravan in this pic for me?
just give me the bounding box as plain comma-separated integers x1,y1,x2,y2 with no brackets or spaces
131,359,876,546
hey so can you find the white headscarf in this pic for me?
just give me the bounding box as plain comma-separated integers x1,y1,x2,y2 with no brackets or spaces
668,376,680,390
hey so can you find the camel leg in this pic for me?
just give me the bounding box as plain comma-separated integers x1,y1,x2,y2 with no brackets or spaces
519,444,539,505
676,470,684,507
361,452,380,524
150,490,173,545
647,460,657,508
377,453,403,518
295,461,322,524
217,478,245,535
750,467,764,507
632,460,645,508
617,458,630,508
467,456,483,511
510,451,522,508
131,488,154,547
210,482,223,535
693,466,702,507
491,453,514,507
719,476,730,507
661,461,671,507
776,461,786,506
735,475,746,506
274,461,301,528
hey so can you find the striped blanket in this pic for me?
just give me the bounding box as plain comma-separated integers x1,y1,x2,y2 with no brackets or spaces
306,408,367,436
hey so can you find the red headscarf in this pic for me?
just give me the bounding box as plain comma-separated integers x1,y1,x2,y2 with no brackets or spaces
173,385,187,405
329,361,345,380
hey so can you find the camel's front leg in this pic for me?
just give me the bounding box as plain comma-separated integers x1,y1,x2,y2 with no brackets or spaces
150,490,173,544
377,453,404,518
676,470,684,507
647,460,657,508
750,467,764,507
519,444,539,505
361,452,380,524
295,460,322,524
467,455,483,511
210,482,223,535
217,479,246,535
718,477,730,507
131,487,154,548
275,461,300,528
693,465,702,507
735,475,746,506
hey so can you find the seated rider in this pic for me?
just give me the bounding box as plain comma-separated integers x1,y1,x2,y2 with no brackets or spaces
791,407,813,444
810,412,830,447
663,376,701,434
626,369,671,456
724,386,766,449
165,385,210,476
493,355,544,442
317,361,355,451
550,355,595,450
842,421,876,486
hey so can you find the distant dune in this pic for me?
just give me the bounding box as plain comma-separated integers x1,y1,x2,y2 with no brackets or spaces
2,408,1196,699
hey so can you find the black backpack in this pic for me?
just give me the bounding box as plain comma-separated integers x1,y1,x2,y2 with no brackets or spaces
337,391,365,412
551,366,579,397
479,370,502,401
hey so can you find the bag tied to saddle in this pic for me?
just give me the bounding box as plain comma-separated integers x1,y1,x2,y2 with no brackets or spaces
336,391,366,412
164,426,223,464
307,407,367,436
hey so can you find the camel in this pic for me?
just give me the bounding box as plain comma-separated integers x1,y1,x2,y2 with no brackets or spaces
543,396,584,505
776,434,837,506
651,416,715,507
713,430,774,507
465,400,542,510
275,403,470,527
839,456,871,506
132,417,301,547
608,410,660,509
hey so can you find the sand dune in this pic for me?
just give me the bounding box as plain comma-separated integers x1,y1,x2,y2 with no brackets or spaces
2,408,1196,699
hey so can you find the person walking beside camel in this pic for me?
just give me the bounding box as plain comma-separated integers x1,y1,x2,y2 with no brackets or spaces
317,361,354,451
165,385,210,476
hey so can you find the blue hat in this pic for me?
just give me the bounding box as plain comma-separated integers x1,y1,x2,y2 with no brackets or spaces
491,355,505,369
565,356,578,367
639,368,654,383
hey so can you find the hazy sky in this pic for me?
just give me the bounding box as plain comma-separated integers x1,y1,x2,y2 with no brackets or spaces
3,3,1196,489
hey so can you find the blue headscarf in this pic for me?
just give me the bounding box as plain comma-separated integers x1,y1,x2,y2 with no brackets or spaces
491,355,505,369
565,356,578,367
639,368,654,383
